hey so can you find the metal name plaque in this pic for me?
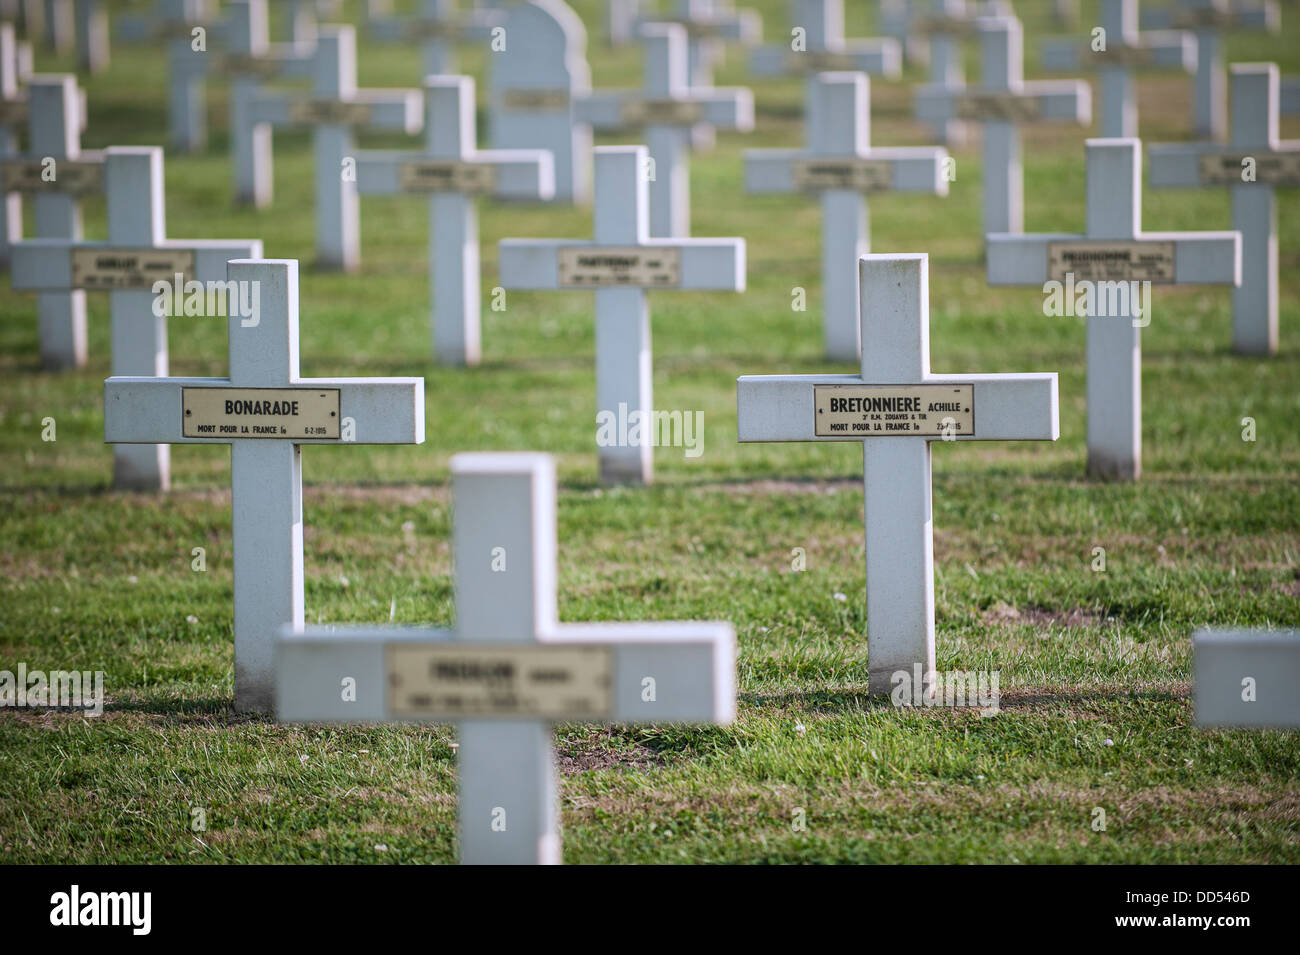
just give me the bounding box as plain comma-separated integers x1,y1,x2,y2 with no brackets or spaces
1095,45,1157,68
398,161,496,194
789,51,860,71
557,246,681,288
502,89,570,111
1199,152,1300,186
215,52,284,78
386,645,614,720
622,99,705,125
955,93,1042,122
1,159,104,195
181,387,341,439
287,100,374,126
70,248,196,290
792,159,893,192
814,384,975,438
1047,241,1176,283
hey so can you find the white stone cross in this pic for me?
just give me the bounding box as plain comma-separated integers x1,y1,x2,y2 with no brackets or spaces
575,22,753,238
245,25,422,272
118,0,216,152
0,23,28,270
105,259,426,714
1149,63,1294,356
223,0,317,209
74,0,110,73
745,72,949,362
987,138,1240,480
1194,629,1300,729
635,0,762,88
10,146,264,490
2,74,103,370
488,0,592,204
1140,0,1279,140
607,0,646,46
357,74,554,366
368,0,501,78
41,0,74,55
1040,0,1195,138
499,145,745,485
276,451,736,864
738,253,1060,696
915,16,1090,237
750,0,901,143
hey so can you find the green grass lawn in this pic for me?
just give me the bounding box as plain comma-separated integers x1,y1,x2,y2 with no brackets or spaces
0,0,1297,864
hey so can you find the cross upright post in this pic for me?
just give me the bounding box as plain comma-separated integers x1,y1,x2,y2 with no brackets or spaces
74,0,110,73
576,22,753,237
356,74,554,365
914,16,1090,237
746,72,949,361
987,138,1241,479
1149,62,1295,355
105,259,426,713
11,146,264,489
499,145,745,485
277,451,735,864
738,253,1060,695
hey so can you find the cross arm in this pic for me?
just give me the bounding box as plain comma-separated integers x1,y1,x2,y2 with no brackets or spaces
274,622,736,724
751,41,902,79
1038,38,1081,72
744,148,949,195
572,91,631,130
103,376,425,444
354,148,555,200
1148,141,1300,187
498,239,746,291
914,81,1090,125
737,373,1059,442
986,232,1241,285
247,89,423,134
636,11,761,43
1194,628,1300,729
9,238,264,291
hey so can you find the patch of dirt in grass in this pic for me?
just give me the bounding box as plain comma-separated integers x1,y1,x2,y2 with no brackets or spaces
981,602,1104,629
1270,576,1300,598
556,739,667,774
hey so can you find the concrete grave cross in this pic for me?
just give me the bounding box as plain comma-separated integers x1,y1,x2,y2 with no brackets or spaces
276,451,736,865
0,23,28,269
607,0,647,46
118,0,217,153
488,0,592,204
745,72,949,362
499,145,745,485
915,16,1091,237
10,146,264,490
1,74,105,370
223,0,317,209
986,138,1240,480
1140,0,1280,140
1039,0,1196,138
750,0,901,142
356,74,554,366
635,0,762,87
1194,629,1300,729
105,259,426,714
74,0,110,73
575,21,753,238
245,25,422,272
368,0,502,78
41,0,74,55
1149,62,1296,356
737,253,1060,696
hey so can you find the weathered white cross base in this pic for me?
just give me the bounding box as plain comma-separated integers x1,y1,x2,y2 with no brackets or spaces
914,15,1089,237
1194,629,1300,729
1040,0,1195,138
276,452,735,864
988,138,1240,481
357,75,554,365
1149,62,1295,356
575,21,753,238
105,260,425,713
739,254,1059,695
746,72,948,361
3,74,102,370
500,145,745,485
11,147,263,490
245,25,422,271
749,0,901,143
489,0,592,204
